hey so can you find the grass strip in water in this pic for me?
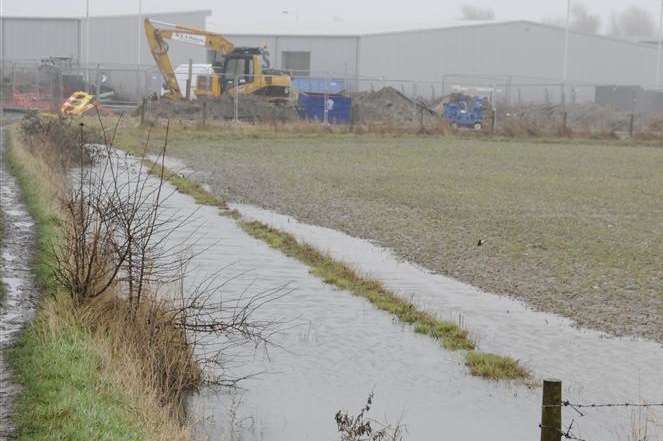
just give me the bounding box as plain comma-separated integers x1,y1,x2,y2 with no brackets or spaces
143,159,227,209
465,351,531,381
239,220,531,381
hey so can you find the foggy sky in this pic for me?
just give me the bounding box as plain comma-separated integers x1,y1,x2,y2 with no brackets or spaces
1,0,660,34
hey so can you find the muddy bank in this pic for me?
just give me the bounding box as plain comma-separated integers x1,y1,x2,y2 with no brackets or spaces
146,95,299,123
144,87,445,129
352,86,440,126
0,121,38,440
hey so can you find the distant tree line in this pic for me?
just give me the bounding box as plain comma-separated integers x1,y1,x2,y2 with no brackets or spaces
460,2,658,38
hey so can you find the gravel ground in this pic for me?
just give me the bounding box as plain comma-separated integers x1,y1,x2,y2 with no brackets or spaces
122,127,663,342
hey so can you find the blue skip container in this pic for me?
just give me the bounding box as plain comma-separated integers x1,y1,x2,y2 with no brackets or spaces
297,93,352,124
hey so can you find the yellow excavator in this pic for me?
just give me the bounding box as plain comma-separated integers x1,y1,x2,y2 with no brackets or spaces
144,19,293,102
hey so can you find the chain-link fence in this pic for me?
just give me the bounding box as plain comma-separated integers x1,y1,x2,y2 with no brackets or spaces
4,59,662,137
1,59,164,110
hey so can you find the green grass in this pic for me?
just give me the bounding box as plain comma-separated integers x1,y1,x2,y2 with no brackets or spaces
9,305,145,441
465,352,531,381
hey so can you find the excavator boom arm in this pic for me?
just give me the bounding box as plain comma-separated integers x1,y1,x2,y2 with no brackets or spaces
144,18,235,97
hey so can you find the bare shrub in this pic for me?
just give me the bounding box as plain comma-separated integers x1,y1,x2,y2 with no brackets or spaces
335,393,405,441
22,111,287,416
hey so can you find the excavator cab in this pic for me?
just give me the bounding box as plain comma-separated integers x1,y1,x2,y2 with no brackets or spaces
217,48,292,100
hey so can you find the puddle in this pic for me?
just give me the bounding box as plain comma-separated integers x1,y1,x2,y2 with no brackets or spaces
231,202,663,440
0,121,39,440
139,152,662,440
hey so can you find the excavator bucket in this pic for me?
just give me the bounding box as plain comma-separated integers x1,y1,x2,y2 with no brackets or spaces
60,91,97,116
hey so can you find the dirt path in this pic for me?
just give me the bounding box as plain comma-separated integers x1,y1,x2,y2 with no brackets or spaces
0,117,38,440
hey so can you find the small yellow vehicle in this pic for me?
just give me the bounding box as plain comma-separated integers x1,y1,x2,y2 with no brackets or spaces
144,19,294,102
60,91,96,116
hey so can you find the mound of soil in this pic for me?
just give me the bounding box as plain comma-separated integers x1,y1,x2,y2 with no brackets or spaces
352,87,440,126
148,95,299,123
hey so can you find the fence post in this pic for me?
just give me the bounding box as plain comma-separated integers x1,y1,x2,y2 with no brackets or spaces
11,62,16,101
561,111,568,137
185,58,193,101
629,113,635,138
540,379,562,441
201,100,207,127
95,64,101,98
233,79,239,123
140,97,147,126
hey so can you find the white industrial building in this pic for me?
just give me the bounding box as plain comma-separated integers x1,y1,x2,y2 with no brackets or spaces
1,12,660,104
226,20,660,104
1,10,210,99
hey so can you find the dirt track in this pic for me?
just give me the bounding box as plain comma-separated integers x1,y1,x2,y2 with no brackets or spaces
0,116,38,440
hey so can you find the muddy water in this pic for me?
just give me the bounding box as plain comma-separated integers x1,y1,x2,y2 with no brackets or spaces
232,203,663,439
146,154,663,440
0,120,38,440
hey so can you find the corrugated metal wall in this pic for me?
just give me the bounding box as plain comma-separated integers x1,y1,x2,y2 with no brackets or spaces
1,11,210,100
358,22,659,101
87,10,209,67
2,17,659,103
1,17,80,61
224,34,359,79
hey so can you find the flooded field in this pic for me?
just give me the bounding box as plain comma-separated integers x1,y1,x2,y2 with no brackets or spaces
0,121,38,440
138,155,663,441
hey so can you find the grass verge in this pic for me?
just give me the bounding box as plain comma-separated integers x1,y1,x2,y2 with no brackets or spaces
5,125,190,440
239,220,530,381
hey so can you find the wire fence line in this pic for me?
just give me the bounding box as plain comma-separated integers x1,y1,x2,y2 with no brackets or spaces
4,59,663,138
539,380,662,441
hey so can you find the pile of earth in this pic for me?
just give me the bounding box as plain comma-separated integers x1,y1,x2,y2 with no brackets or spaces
351,87,441,126
147,95,299,122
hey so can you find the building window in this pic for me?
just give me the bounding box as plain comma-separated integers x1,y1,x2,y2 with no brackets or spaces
282,51,311,77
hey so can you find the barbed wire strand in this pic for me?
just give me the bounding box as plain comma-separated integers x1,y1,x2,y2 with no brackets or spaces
539,420,589,441
543,400,663,410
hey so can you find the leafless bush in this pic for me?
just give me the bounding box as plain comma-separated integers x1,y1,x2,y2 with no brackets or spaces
24,110,287,414
335,393,405,441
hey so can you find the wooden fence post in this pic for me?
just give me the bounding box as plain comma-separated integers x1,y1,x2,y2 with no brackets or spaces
140,97,147,126
629,113,635,138
185,59,193,101
540,379,562,441
201,100,207,127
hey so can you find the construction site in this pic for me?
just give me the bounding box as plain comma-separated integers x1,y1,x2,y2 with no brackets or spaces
1,4,663,441
2,10,663,134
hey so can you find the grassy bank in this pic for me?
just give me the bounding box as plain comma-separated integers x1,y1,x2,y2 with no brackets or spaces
5,126,190,441
113,121,663,343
